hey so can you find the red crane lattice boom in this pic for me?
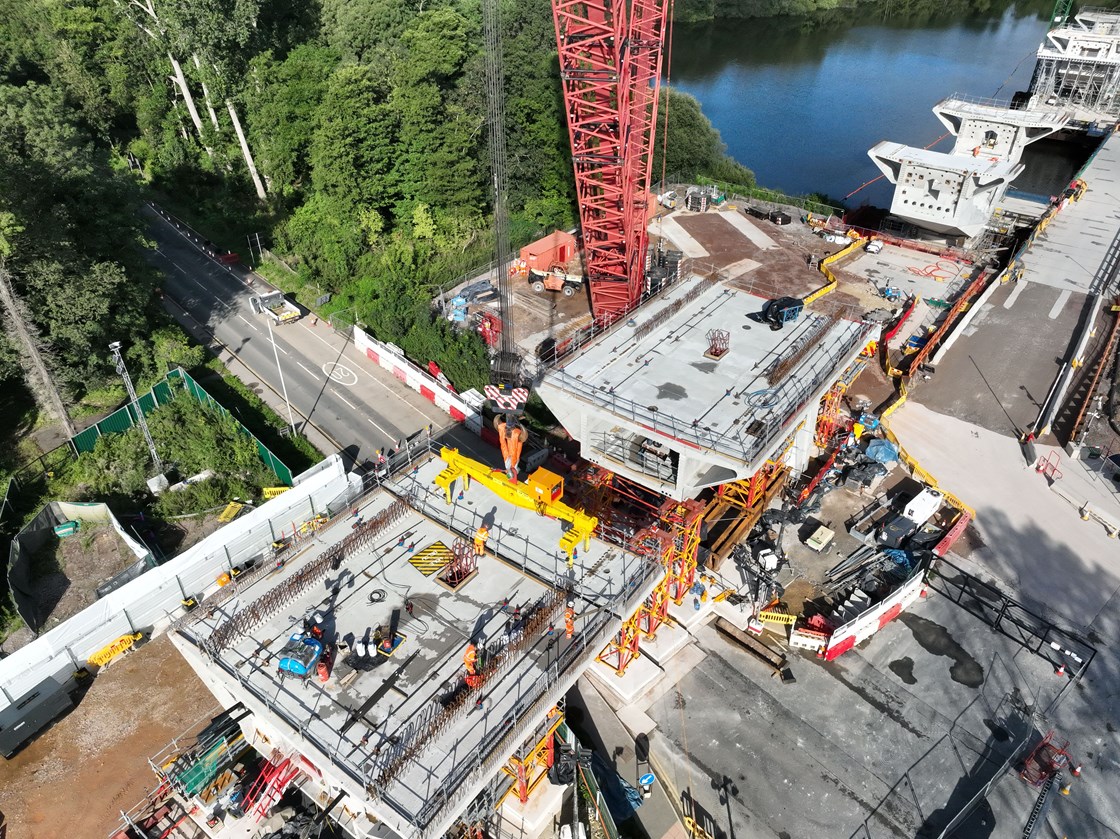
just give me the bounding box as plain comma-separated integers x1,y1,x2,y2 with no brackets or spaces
552,0,671,319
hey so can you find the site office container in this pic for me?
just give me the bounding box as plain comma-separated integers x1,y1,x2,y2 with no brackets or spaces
520,230,577,271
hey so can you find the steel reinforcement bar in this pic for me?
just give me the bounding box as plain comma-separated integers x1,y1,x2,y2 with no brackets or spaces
203,499,410,656
366,590,567,792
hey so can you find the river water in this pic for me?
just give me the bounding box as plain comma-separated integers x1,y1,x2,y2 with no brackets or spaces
667,3,1084,208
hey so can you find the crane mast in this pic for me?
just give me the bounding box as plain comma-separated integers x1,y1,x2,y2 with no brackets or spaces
552,0,671,321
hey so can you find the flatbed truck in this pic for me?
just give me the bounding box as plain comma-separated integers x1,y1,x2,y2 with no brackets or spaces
251,290,302,324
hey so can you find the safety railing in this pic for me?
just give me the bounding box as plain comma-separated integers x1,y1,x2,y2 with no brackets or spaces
545,320,873,463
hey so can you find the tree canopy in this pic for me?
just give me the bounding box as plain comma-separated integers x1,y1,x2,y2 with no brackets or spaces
0,0,754,399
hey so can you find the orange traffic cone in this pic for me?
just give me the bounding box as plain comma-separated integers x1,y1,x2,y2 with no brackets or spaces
1072,764,1082,777
1056,662,1067,677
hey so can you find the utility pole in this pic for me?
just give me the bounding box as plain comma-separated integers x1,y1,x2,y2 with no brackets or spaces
0,266,76,439
266,318,297,436
109,341,162,472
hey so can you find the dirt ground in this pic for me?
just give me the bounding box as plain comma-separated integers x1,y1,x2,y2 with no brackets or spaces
0,635,213,839
672,209,884,320
34,525,139,632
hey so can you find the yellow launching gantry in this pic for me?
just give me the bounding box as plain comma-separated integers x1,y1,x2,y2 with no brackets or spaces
434,447,598,563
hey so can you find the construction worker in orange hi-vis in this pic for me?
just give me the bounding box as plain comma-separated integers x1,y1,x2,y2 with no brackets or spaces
463,642,478,676
474,523,490,556
495,415,528,482
564,602,575,639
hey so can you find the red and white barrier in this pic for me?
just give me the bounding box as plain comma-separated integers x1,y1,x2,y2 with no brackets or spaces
823,571,926,661
353,326,483,433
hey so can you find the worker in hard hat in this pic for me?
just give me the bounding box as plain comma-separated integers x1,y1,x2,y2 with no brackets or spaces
463,642,478,676
474,523,490,557
564,601,576,639
495,414,528,482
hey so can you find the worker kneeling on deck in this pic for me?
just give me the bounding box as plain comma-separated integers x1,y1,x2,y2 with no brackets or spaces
474,523,490,556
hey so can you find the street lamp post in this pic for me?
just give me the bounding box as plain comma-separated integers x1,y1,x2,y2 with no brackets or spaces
266,317,297,436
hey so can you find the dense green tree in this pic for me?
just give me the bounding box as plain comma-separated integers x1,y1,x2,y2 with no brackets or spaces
318,0,417,65
653,87,756,187
0,335,21,384
310,63,399,211
248,44,340,195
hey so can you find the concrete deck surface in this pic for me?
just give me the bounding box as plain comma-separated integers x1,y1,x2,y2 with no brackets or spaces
593,592,1071,839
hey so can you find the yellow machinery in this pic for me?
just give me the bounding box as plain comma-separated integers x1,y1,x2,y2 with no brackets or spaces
498,706,565,806
434,447,597,561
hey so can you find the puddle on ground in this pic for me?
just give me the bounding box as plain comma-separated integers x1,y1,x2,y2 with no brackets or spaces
656,382,688,400
888,656,917,685
899,612,984,688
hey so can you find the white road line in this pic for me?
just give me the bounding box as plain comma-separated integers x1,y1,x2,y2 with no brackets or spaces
367,416,394,438
155,248,239,315
1003,279,1027,310
236,314,260,332
296,361,316,376
1049,288,1072,320
333,389,356,409
300,322,439,423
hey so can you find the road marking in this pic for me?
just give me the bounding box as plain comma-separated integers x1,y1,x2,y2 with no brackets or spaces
161,255,234,311
297,361,316,376
237,314,260,332
323,362,358,386
301,324,443,422
333,389,356,409
1003,279,1027,310
1049,289,1072,320
367,416,394,438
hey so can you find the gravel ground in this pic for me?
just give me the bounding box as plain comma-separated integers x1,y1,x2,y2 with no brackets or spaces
0,635,213,839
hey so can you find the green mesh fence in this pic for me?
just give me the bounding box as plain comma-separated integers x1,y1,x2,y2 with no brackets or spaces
70,370,293,486
71,378,176,453
168,369,294,486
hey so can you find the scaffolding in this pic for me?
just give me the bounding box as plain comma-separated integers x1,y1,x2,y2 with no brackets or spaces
814,342,876,447
152,705,252,804
243,752,301,822
498,706,564,806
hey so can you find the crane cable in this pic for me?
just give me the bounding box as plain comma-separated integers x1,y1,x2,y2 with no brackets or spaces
656,0,676,242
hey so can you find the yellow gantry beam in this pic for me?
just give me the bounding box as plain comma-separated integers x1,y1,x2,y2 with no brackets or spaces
434,447,598,561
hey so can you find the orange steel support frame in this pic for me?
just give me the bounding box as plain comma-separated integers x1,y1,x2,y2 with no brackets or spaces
499,708,564,806
598,498,704,675
552,0,671,319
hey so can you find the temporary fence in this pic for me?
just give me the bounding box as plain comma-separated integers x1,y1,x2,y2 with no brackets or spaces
0,454,357,713
70,378,176,454
69,369,293,486
352,326,484,434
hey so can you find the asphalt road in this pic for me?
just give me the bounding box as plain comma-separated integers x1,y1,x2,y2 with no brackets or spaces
143,205,455,470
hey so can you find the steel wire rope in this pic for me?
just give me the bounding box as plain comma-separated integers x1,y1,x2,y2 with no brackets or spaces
655,0,676,242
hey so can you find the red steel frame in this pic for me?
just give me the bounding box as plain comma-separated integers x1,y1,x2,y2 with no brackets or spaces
552,0,671,319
